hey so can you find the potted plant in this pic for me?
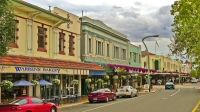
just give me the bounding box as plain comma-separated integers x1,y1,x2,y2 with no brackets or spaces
85,78,91,83
71,79,79,85
112,75,118,80
120,75,126,80
126,75,131,79
104,75,109,80
0,80,13,89
97,79,104,83
31,80,39,86
52,79,60,85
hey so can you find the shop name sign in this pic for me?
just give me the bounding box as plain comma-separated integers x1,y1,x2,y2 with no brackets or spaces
15,66,60,73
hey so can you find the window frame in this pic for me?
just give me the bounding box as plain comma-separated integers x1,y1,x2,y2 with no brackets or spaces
37,26,47,52
59,32,65,55
69,35,75,56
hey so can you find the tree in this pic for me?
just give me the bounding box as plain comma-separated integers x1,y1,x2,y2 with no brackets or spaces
190,69,197,77
0,0,15,56
169,0,200,67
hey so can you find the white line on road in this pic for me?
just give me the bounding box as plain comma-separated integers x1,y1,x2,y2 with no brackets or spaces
170,89,180,96
82,94,149,112
154,88,159,93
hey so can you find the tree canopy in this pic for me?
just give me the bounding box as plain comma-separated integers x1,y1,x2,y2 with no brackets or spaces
169,0,200,66
0,0,15,56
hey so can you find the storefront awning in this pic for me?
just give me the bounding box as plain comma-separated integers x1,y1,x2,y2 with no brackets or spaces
89,70,106,75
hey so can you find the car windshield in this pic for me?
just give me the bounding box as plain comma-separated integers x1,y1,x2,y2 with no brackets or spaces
166,82,173,85
3,98,28,105
93,89,105,93
118,86,129,89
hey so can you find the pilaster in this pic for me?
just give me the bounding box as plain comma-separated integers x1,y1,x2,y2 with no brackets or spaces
26,19,33,56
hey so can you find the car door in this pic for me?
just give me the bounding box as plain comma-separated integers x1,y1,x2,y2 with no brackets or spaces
130,86,135,94
30,98,49,112
105,89,112,100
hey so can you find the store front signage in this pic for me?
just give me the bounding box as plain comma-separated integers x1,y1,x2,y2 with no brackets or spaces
15,67,60,73
0,65,68,74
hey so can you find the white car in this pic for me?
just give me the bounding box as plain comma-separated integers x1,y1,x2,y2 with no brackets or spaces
116,86,138,98
191,78,198,83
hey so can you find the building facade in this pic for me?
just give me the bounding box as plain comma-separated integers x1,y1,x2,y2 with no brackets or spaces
141,51,190,85
0,0,104,103
128,43,141,67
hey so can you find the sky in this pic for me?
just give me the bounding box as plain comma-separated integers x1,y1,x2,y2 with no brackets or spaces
24,0,176,56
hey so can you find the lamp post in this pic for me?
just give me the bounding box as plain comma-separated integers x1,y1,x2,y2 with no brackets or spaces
142,35,159,90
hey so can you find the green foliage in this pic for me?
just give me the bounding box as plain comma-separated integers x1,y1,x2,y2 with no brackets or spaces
169,0,200,69
0,0,15,56
190,69,197,77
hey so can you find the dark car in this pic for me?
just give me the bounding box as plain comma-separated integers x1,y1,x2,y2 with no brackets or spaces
165,82,175,89
0,96,57,112
88,88,116,103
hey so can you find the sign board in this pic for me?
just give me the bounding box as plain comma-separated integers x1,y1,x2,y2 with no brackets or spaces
144,84,149,90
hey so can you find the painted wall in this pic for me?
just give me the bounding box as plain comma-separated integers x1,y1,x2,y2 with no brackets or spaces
81,16,129,65
128,43,141,67
9,3,81,62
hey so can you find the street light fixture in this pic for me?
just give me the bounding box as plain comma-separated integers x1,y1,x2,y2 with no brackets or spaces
142,35,159,90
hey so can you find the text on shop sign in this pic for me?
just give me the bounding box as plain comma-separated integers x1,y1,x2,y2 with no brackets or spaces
15,67,60,73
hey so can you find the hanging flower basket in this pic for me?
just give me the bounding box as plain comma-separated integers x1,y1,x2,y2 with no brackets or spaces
52,79,60,85
112,75,118,80
71,79,79,85
97,79,104,83
120,75,126,80
31,80,39,86
126,75,131,79
104,75,109,80
85,78,91,83
0,80,13,89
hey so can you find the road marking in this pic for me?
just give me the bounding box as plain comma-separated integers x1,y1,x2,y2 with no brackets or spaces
170,89,180,96
82,94,149,112
154,88,159,93
192,101,200,112
162,98,168,100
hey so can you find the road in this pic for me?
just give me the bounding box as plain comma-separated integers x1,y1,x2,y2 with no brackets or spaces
59,83,200,112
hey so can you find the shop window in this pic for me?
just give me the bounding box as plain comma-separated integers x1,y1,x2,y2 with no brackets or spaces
69,35,75,56
59,32,65,55
8,20,19,48
37,26,47,52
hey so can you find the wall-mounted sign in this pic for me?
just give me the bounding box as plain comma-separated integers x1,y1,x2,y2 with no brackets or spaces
0,65,71,74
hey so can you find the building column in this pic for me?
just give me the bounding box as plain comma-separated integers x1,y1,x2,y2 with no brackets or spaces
77,35,81,61
35,74,41,97
28,74,33,96
78,75,81,96
53,28,58,59
0,73,1,103
26,19,33,56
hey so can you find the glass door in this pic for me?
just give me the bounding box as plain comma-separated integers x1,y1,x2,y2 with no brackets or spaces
66,75,74,96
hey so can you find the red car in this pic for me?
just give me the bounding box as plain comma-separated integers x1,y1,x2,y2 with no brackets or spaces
88,88,116,103
0,96,57,112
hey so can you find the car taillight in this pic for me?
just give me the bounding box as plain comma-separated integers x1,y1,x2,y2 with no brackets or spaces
10,106,21,110
126,89,129,92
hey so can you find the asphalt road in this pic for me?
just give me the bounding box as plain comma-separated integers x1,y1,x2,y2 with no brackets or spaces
59,83,200,112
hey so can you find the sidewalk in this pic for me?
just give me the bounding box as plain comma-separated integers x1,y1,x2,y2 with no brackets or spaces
58,88,158,109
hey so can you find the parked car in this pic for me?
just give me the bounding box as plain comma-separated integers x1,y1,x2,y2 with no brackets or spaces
165,82,175,89
88,88,116,103
0,96,57,112
116,86,138,98
191,77,198,83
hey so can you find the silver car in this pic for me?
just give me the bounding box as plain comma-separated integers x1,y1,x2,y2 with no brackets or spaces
116,86,138,98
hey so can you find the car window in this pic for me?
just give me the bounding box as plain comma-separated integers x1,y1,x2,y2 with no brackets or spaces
119,86,129,89
31,98,43,104
4,98,28,105
105,89,111,92
93,89,105,93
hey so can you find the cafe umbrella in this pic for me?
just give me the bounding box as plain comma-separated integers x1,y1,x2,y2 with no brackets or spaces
38,79,52,100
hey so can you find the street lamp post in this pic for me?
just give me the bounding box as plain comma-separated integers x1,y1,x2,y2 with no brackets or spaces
142,35,159,91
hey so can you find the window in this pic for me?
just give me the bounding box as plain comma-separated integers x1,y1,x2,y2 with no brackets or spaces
9,20,19,48
96,40,103,55
107,44,110,57
59,32,65,55
133,52,136,62
37,26,47,52
5,98,27,105
139,54,141,63
114,46,119,58
31,98,43,104
122,49,126,60
69,35,75,56
88,38,92,53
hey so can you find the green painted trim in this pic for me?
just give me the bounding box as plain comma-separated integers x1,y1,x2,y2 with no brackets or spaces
82,22,129,41
82,29,127,46
12,0,70,23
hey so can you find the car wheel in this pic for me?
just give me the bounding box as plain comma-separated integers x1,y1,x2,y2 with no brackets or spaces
112,95,116,101
105,97,109,103
135,92,138,97
50,107,56,112
89,100,93,103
